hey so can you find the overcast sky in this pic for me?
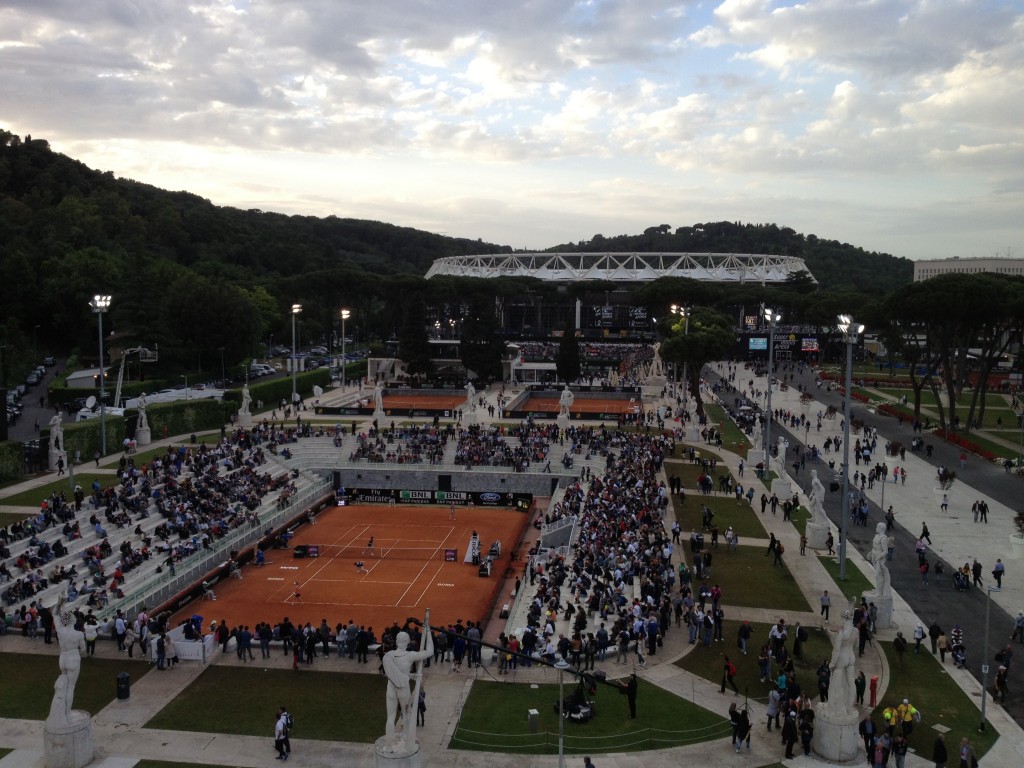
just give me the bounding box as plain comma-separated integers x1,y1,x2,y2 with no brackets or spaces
2,0,1022,261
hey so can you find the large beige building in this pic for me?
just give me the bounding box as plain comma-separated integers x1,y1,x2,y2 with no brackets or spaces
914,256,1024,281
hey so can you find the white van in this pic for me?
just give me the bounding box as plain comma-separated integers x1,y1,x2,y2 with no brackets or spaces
249,363,274,377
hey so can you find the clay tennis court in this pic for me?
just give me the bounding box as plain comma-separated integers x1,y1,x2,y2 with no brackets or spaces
174,503,530,633
520,395,640,415
380,392,467,410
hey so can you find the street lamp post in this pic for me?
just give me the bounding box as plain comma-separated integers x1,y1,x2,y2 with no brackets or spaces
89,295,111,456
763,308,781,473
33,324,40,364
980,585,1002,731
837,314,865,580
181,374,189,400
218,347,225,386
291,304,302,407
340,308,350,389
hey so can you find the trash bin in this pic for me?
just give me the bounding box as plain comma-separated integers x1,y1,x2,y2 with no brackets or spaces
527,708,539,733
190,433,197,444
116,672,130,700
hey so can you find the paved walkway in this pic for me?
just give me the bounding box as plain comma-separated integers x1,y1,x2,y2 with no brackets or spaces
2,372,1022,768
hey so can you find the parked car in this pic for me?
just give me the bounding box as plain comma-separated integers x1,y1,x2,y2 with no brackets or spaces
43,356,56,366
272,345,291,356
26,372,40,386
309,345,328,355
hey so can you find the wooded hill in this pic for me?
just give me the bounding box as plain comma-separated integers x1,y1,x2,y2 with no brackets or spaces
1,130,912,382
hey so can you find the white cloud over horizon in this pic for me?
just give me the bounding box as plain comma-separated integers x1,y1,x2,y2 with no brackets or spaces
1,0,1022,261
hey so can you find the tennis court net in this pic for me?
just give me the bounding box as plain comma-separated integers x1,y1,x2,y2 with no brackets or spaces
294,543,452,561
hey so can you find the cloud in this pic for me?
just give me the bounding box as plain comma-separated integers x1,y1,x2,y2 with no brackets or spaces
0,0,1021,260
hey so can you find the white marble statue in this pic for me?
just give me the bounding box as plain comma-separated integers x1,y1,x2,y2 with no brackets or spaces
49,602,85,726
49,414,64,452
136,393,149,431
382,623,433,748
373,381,384,413
238,384,251,416
558,385,575,416
808,470,826,524
825,610,858,716
870,522,892,597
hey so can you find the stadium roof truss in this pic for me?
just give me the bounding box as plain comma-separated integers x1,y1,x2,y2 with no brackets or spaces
424,252,814,284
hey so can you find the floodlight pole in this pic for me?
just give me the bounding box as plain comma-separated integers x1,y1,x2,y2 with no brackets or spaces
90,295,112,456
555,659,570,768
291,304,302,407
340,308,350,390
763,308,780,473
671,305,690,403
837,315,864,581
980,586,1001,731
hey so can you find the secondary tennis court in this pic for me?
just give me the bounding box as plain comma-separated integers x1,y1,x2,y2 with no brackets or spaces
173,503,530,633
380,392,467,410
513,393,641,417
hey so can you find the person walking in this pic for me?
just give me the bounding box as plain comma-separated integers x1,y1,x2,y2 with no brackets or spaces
932,733,947,768
720,656,739,694
274,709,289,760
781,710,799,758
993,559,1005,588
958,736,977,768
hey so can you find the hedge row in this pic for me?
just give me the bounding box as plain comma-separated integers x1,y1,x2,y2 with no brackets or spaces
0,441,24,485
220,368,330,406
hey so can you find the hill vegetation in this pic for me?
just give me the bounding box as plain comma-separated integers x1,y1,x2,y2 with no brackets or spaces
1,130,910,384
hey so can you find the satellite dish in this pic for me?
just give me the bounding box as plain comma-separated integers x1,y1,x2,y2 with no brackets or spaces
313,385,323,398
85,395,97,409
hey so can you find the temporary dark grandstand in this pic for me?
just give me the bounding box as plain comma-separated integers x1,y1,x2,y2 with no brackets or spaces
425,252,814,284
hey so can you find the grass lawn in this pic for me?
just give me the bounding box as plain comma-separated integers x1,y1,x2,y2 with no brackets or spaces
0,473,115,508
703,404,751,460
680,545,811,614
663,457,771,542
145,665,387,743
935,431,1016,461
0,652,150,719
876,643,997,758
790,506,811,537
817,557,874,603
674,620,833,700
450,676,729,753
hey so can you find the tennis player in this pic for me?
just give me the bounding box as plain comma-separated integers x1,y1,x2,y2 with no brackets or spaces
355,561,369,575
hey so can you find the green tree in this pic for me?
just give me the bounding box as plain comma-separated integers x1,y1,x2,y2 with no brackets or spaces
399,296,433,377
556,322,581,383
459,295,504,382
659,307,734,414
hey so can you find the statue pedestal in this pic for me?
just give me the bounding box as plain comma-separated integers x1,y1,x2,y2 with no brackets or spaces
862,590,893,630
48,450,66,472
464,409,478,426
811,706,860,761
44,711,93,768
236,412,252,429
556,413,570,431
136,426,152,446
372,408,386,426
374,736,420,768
771,477,792,498
806,521,829,550
686,426,701,442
